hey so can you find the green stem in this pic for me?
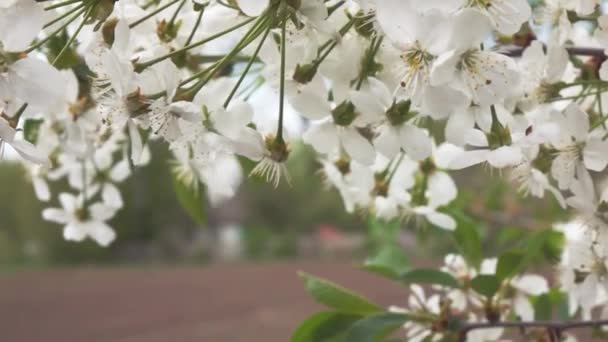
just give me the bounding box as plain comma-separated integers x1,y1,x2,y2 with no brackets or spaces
223,24,271,109
168,0,186,26
43,2,86,28
185,5,205,46
129,0,181,28
52,2,94,65
135,16,256,72
356,35,382,90
548,90,605,103
44,0,82,10
178,13,270,97
276,14,287,142
25,5,87,53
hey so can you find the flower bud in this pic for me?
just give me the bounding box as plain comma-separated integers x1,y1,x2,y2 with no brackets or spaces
89,0,116,31
126,89,150,117
265,135,290,163
385,100,414,126
101,18,119,46
157,19,182,43
332,101,357,126
292,63,317,84
334,157,351,175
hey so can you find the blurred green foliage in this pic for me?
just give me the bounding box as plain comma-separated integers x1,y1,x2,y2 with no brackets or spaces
0,141,568,268
0,143,364,267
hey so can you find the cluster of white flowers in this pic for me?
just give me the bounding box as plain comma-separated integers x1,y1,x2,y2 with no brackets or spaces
390,254,554,341
3,0,608,333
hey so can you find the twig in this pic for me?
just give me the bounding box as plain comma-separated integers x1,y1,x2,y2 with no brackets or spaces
458,319,608,341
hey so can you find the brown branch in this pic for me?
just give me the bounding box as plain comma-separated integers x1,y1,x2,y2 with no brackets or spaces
498,45,606,59
458,319,608,341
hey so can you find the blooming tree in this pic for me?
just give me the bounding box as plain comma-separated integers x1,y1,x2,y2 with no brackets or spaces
2,0,608,339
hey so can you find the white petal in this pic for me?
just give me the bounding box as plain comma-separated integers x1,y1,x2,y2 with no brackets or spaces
427,211,457,230
303,121,339,154
10,139,47,164
87,222,116,247
487,146,523,168
445,111,475,146
427,172,457,208
63,223,87,242
340,128,376,165
399,124,432,161
236,0,269,16
89,202,117,221
42,208,69,224
102,184,123,209
374,126,400,158
33,177,50,202
110,159,131,182
512,274,549,296
583,138,608,172
0,1,44,51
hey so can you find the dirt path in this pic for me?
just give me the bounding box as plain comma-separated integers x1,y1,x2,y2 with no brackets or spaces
0,261,405,342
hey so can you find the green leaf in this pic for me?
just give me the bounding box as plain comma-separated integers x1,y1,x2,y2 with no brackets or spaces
496,251,524,281
23,119,44,145
401,269,460,288
363,245,410,280
470,275,501,298
45,30,81,69
534,293,553,320
172,173,206,225
344,313,409,342
368,218,401,246
451,210,482,268
299,272,383,315
497,227,526,247
292,311,361,342
521,230,565,265
542,231,565,263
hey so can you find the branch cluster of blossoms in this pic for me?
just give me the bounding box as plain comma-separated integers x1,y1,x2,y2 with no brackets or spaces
3,0,608,338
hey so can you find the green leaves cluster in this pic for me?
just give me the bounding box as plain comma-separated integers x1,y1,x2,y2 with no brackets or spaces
293,273,409,342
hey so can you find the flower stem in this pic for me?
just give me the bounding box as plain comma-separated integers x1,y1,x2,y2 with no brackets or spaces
276,13,287,142
44,0,82,10
223,24,271,109
25,5,87,53
52,1,95,66
185,4,205,46
129,0,181,28
134,16,256,72
43,1,87,28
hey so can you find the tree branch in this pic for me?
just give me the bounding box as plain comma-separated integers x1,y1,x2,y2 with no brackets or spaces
458,319,608,341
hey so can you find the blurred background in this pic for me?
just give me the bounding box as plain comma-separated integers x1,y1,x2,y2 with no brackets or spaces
0,142,567,341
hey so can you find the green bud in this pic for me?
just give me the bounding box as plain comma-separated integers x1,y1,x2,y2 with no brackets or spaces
265,135,290,163
574,269,590,284
419,158,436,175
332,101,357,126
372,173,388,197
487,108,512,148
292,63,318,84
101,18,119,46
334,157,351,175
89,0,116,31
157,19,182,43
531,145,555,173
385,100,415,126
126,89,150,117
192,0,208,11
